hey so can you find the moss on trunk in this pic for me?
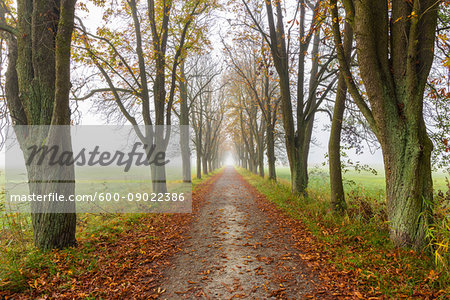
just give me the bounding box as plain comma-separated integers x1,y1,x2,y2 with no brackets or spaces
6,0,78,250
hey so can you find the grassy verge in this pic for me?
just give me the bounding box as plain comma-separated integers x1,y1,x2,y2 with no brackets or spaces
0,168,223,294
238,167,449,298
273,166,448,193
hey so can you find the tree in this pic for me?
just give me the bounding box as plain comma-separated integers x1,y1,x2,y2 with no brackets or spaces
331,0,441,248
426,4,450,173
0,0,78,249
225,69,261,174
242,0,338,194
182,54,220,178
75,0,213,192
191,82,225,175
223,34,280,180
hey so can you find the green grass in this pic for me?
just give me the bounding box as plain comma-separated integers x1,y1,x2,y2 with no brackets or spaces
272,166,448,194
241,167,449,298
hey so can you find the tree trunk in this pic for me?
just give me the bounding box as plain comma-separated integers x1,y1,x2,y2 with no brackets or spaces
237,145,242,167
258,117,265,178
179,63,191,182
151,125,168,193
300,121,313,192
32,209,77,249
196,141,202,179
24,127,77,249
202,155,208,175
243,149,248,169
383,122,433,249
180,125,191,182
151,164,168,193
329,82,348,213
291,138,307,195
258,147,265,178
208,158,212,173
250,157,257,174
329,21,353,215
266,122,276,180
149,1,169,193
38,0,76,250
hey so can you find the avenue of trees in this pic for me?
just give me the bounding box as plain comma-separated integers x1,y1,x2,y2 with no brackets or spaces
225,0,448,250
0,0,448,252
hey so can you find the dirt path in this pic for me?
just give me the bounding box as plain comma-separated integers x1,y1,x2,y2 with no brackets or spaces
161,167,316,299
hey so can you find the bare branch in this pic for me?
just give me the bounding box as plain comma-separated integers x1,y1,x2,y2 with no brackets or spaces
72,88,135,101
0,23,17,36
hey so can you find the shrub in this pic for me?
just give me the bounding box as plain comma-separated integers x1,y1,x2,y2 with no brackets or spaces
427,178,450,272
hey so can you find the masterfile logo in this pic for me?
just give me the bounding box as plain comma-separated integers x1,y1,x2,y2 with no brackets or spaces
4,125,192,214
